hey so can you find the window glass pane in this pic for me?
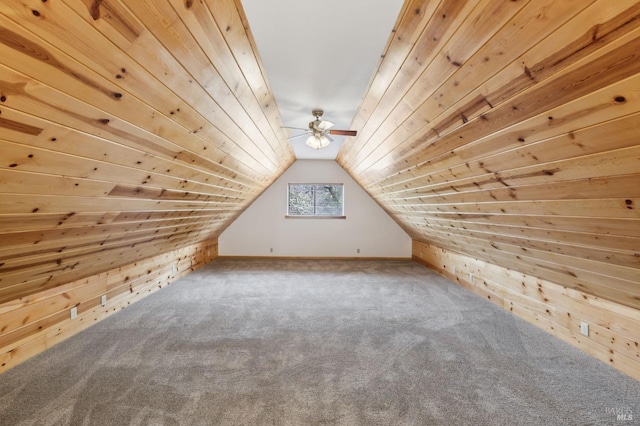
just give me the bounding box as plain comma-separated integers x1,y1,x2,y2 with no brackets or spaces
288,183,343,216
315,185,343,215
288,184,315,215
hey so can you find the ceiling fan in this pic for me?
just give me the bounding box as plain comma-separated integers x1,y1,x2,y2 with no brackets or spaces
286,109,357,150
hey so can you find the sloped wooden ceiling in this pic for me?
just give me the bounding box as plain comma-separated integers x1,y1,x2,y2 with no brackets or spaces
1,0,639,315
0,0,295,304
337,1,640,309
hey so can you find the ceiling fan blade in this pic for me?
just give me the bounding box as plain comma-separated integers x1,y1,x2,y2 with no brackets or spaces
329,129,357,137
317,120,334,131
288,132,311,140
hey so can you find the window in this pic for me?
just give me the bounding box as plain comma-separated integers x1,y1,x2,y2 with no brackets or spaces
287,183,345,218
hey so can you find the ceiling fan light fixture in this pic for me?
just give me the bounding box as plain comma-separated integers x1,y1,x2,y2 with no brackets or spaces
306,134,331,150
286,109,356,150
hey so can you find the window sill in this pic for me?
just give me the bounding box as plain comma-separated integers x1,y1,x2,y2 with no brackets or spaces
285,215,346,219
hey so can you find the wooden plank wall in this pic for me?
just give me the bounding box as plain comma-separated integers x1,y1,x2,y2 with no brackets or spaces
413,240,640,381
337,0,640,316
0,0,294,301
0,238,218,373
0,0,294,369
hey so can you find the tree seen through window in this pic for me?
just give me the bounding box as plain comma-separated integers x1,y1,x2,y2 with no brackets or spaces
288,184,344,216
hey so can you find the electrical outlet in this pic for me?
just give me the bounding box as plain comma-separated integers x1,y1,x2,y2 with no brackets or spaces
70,307,78,320
580,321,589,336
357,248,360,254
270,248,273,253
101,295,107,307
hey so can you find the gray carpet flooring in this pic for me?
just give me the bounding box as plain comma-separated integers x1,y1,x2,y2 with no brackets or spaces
0,259,638,425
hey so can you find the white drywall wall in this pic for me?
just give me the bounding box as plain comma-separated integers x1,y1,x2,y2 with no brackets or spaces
219,160,411,257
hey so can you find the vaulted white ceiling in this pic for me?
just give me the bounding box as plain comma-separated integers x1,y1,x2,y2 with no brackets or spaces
241,0,404,159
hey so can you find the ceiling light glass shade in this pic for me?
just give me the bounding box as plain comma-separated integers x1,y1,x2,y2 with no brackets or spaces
306,134,331,150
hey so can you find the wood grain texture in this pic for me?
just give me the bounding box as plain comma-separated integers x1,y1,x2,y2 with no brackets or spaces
0,238,218,373
0,0,294,309
2,0,640,379
413,241,640,381
338,0,640,310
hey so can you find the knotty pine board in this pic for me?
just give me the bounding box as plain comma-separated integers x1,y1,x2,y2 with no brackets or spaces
0,44,276,182
0,0,294,319
416,230,639,287
382,174,640,206
354,28,640,185
0,238,218,373
415,234,638,307
0,0,291,173
403,213,640,254
338,0,640,317
342,1,639,176
0,229,216,302
348,0,440,141
396,213,640,239
345,0,480,164
341,0,601,170
369,95,640,193
412,241,640,381
0,215,225,258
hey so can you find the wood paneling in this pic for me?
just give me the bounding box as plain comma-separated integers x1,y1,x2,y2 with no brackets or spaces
0,238,218,373
338,1,640,313
413,241,640,381
0,0,295,307
2,0,640,378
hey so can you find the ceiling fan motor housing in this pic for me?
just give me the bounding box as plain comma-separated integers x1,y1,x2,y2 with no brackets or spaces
310,109,324,130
